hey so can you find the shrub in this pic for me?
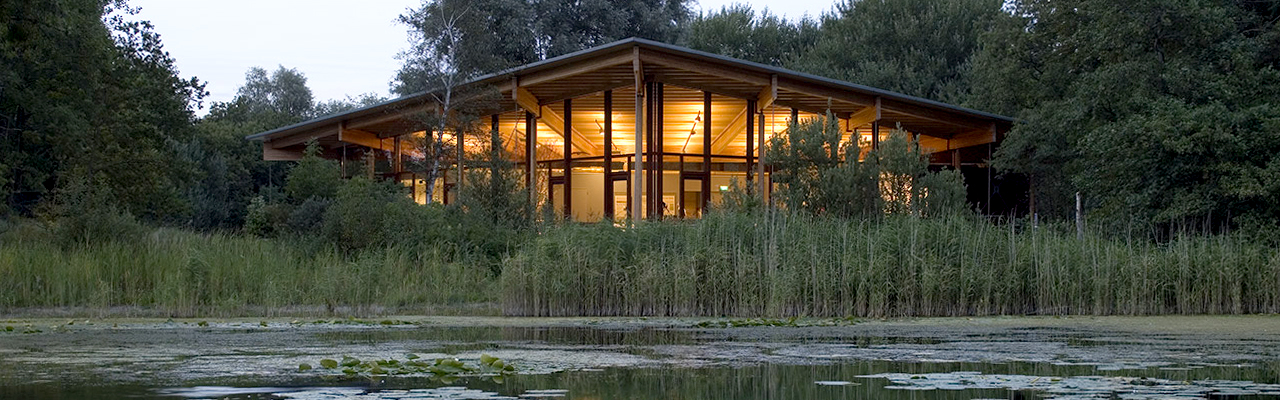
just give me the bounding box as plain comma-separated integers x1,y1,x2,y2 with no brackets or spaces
43,175,148,247
285,141,341,202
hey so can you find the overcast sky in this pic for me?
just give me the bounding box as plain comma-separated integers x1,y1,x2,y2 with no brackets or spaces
130,0,838,114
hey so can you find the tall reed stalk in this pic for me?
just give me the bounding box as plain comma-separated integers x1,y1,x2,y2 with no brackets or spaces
0,225,496,316
501,212,1280,317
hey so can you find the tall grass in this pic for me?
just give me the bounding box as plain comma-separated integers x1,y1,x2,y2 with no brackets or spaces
501,212,1280,317
0,222,496,316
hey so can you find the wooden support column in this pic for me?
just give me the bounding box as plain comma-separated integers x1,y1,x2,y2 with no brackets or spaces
987,142,993,215
757,107,767,199
632,48,644,223
490,114,500,155
562,98,573,219
393,136,402,173
746,99,756,183
702,91,712,213
603,90,614,219
790,108,799,126
871,97,882,150
871,120,881,150
654,82,664,219
525,111,536,205
454,130,464,201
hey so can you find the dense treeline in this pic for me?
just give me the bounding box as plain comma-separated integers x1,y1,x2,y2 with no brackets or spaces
2,0,1279,316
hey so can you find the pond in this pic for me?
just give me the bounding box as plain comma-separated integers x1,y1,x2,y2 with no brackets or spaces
1,316,1278,399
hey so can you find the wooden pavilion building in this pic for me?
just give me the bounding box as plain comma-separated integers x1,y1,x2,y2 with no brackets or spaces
248,38,1021,221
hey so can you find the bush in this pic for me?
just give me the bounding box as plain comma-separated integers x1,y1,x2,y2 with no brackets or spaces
285,141,341,202
288,197,331,233
43,175,148,247
244,195,290,237
768,115,970,219
322,176,409,251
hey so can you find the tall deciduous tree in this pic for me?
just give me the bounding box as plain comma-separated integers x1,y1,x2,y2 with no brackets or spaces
794,0,1005,103
683,3,819,67
1,0,204,220
980,0,1280,229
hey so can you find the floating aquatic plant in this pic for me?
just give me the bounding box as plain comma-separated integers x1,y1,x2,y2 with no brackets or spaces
307,353,516,381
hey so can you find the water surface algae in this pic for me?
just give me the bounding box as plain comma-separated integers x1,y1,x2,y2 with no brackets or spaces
1,315,1278,399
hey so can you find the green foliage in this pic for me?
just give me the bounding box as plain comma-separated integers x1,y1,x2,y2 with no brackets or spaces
504,212,1280,317
767,115,970,218
395,0,694,94
43,176,146,247
794,0,1006,102
0,221,497,315
285,142,341,203
712,179,766,216
981,0,1280,229
684,4,819,67
321,176,411,251
236,66,314,124
1,0,205,220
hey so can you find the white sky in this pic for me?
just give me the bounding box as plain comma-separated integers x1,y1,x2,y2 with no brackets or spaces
131,0,838,114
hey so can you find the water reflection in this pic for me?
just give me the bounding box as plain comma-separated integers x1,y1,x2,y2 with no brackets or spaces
8,359,1280,399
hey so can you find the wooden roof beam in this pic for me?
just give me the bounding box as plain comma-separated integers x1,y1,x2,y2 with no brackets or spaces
757,74,777,111
263,145,304,161
776,77,877,107
339,128,388,150
880,98,993,131
514,87,601,156
500,50,634,90
639,51,772,86
270,125,338,149
917,125,997,153
711,105,749,153
847,98,882,128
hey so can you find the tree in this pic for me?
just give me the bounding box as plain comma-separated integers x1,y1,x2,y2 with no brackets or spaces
793,0,1006,103
1,0,204,220
534,0,693,58
980,0,1280,229
236,66,315,125
397,1,502,204
683,4,819,67
767,114,968,218
394,0,538,96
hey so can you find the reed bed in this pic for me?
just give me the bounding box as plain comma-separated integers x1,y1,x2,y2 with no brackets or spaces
501,212,1280,317
0,224,496,316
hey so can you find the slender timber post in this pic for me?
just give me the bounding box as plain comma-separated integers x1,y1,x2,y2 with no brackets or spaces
603,90,614,219
758,106,766,200
563,98,573,220
633,81,644,223
746,100,756,183
525,111,536,206
456,127,464,200
871,120,880,150
654,82,664,219
702,91,712,213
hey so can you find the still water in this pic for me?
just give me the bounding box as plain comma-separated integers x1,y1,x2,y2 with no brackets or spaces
1,316,1278,399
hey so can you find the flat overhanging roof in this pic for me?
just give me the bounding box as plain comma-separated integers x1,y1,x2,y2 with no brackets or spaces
247,37,1015,157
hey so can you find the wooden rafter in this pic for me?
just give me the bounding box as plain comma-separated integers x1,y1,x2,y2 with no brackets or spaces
880,98,993,131
757,74,777,111
711,105,749,153
847,98,881,128
514,87,601,156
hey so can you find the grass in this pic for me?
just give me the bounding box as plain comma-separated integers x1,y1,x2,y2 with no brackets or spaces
501,212,1280,317
0,221,497,317
4,212,1277,318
